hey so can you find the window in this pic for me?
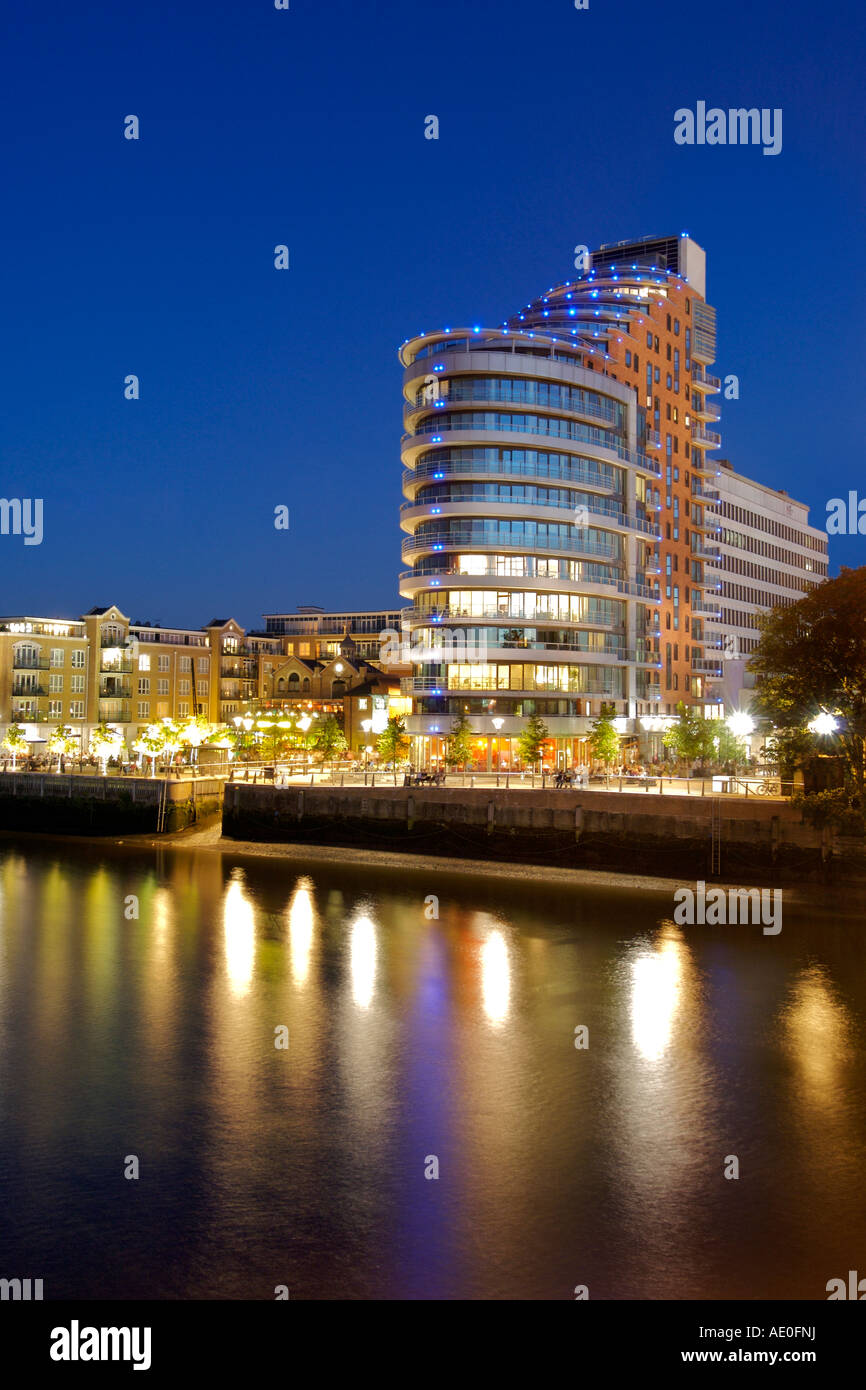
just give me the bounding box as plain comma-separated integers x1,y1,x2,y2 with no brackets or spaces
647,330,653,347
157,679,169,695
180,655,191,671
70,674,84,693
197,680,208,695
666,314,671,331
178,702,189,717
634,354,639,371
137,701,149,718
158,655,170,672
71,650,85,668
654,336,659,351
674,318,680,335
50,648,64,667
625,350,631,366
179,678,190,694
70,701,84,718
157,702,169,718
49,700,62,718
197,658,209,673
49,674,63,692
138,678,150,694
654,367,660,383
139,655,151,671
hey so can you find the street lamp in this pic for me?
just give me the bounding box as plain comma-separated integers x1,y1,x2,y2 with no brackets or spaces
808,712,838,736
726,711,755,739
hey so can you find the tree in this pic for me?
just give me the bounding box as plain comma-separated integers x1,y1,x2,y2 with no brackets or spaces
662,701,712,768
90,721,124,774
763,726,815,780
445,711,474,769
132,723,167,776
749,567,866,798
588,702,621,773
517,711,549,771
2,724,28,771
48,724,77,772
377,716,409,785
314,715,349,767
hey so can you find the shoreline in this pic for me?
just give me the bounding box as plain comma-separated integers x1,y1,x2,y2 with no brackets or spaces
3,818,864,911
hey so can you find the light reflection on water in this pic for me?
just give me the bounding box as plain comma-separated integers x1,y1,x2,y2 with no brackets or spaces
0,839,864,1301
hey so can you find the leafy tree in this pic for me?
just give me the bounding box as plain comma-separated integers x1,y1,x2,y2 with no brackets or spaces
749,567,866,797
377,716,409,785
48,723,77,771
662,701,713,768
132,723,168,775
445,711,474,769
314,714,349,765
764,726,815,780
2,723,28,771
517,711,549,771
90,721,124,773
588,702,621,772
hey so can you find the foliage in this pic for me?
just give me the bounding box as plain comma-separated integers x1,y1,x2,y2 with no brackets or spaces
377,716,409,766
517,711,549,769
445,712,474,769
662,701,712,765
48,724,77,768
749,566,866,795
314,714,349,762
2,723,28,752
763,726,815,779
791,788,864,836
588,702,621,769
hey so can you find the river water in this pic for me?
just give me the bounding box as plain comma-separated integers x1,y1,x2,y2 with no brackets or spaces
0,836,863,1301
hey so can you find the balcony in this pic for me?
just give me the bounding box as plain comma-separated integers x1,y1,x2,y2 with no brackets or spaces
99,680,132,698
399,569,660,601
692,656,723,676
404,457,620,495
100,656,133,674
12,655,49,670
100,638,130,649
97,702,131,722
11,709,48,722
401,530,621,562
400,497,659,539
691,599,722,617
691,426,721,449
691,399,722,423
691,366,721,393
401,675,621,696
404,388,622,429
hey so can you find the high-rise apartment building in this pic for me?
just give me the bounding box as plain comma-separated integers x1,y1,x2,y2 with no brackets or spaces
398,315,663,770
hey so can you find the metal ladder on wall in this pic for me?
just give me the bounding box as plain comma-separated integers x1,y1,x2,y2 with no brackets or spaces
709,796,722,875
156,778,169,833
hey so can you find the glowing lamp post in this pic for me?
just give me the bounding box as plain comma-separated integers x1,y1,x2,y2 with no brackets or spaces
808,713,838,737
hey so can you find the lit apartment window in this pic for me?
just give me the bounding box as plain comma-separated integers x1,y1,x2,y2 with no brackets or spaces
70,701,84,718
139,655,150,671
71,650,85,668
178,703,190,717
137,702,149,718
50,648,64,667
157,702,169,718
49,701,62,718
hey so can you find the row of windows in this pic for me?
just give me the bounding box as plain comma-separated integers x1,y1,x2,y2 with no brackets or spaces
715,583,806,608
413,520,623,558
714,500,828,553
441,664,625,694
720,555,820,589
717,528,821,572
419,377,624,426
414,447,623,493
416,592,626,624
413,411,625,453
414,481,640,521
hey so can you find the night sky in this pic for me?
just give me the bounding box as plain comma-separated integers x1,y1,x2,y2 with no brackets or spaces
2,0,863,629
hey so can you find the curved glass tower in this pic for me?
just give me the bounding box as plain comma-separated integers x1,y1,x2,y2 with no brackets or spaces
398,326,663,771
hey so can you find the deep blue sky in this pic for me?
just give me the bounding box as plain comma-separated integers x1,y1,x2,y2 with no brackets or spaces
2,0,864,629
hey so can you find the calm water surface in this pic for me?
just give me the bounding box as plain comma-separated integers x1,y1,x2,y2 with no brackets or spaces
0,838,864,1300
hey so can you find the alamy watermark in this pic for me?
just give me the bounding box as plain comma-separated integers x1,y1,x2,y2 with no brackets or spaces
673,880,782,935
379,627,488,668
0,498,43,545
674,103,782,156
826,492,866,535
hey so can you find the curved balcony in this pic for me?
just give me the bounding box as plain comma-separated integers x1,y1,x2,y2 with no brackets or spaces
401,529,622,563
398,568,660,602
401,424,661,477
400,496,660,540
691,399,722,423
400,604,625,628
403,456,621,498
404,386,621,430
401,674,623,696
